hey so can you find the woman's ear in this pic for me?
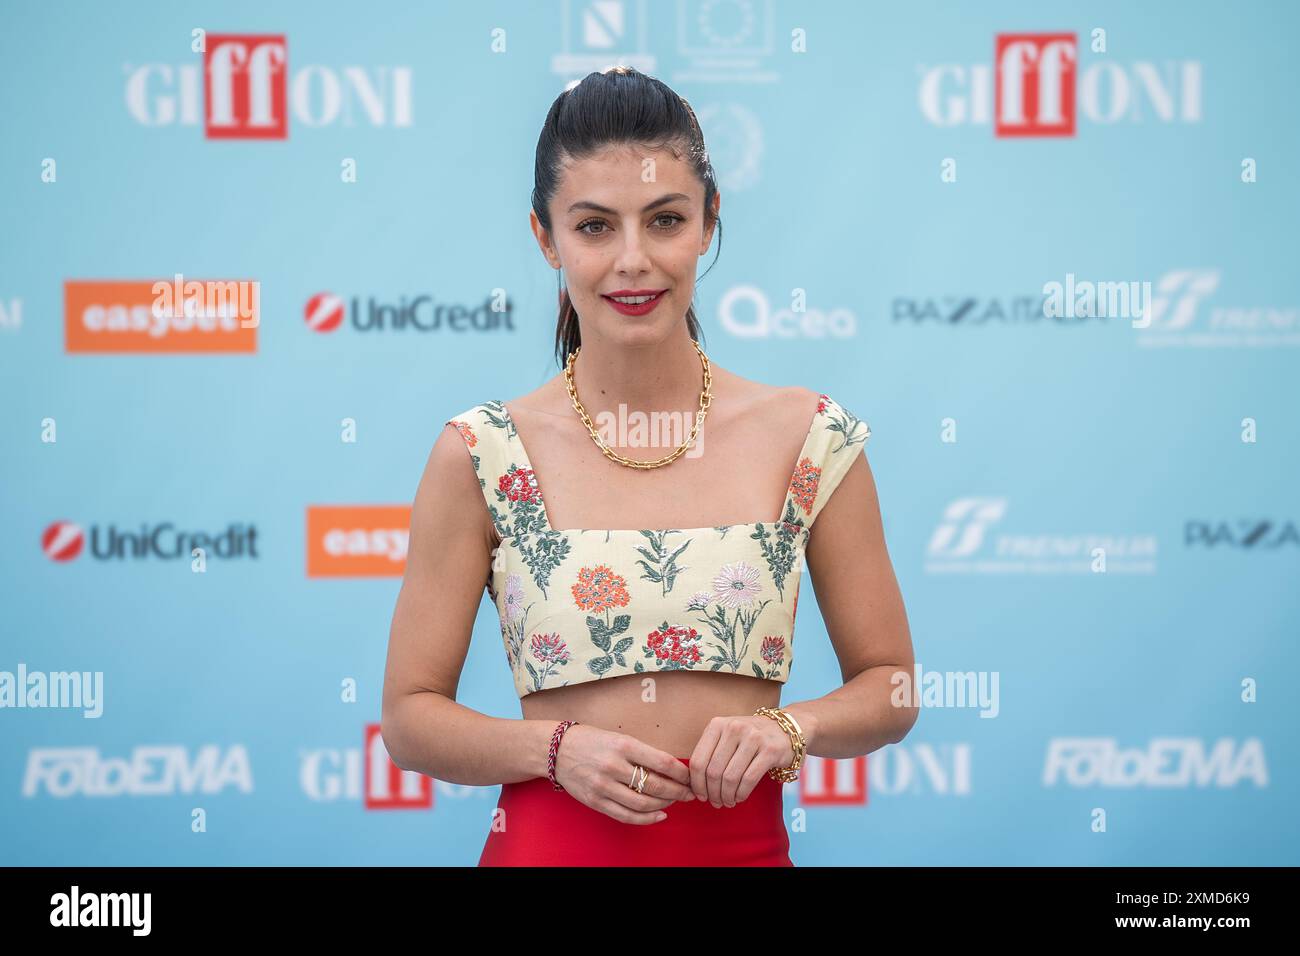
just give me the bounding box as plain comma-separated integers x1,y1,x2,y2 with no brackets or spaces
529,209,562,269
701,190,721,253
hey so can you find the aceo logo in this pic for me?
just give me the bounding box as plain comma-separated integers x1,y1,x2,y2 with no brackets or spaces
717,285,857,339
124,33,413,138
306,506,411,577
919,31,1202,134
64,280,258,353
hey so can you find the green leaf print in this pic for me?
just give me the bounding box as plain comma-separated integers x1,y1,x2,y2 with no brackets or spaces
584,612,631,676
827,405,870,454
751,502,805,601
634,530,692,596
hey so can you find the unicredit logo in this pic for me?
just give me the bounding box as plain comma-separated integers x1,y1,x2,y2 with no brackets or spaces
42,522,84,562
41,521,260,562
124,33,413,138
303,291,516,334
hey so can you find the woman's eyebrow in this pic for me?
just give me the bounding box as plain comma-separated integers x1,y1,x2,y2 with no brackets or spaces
567,192,690,215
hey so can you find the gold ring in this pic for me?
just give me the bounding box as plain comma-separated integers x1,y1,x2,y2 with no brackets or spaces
627,765,648,794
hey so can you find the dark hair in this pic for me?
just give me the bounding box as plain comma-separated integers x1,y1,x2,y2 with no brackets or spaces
532,66,722,369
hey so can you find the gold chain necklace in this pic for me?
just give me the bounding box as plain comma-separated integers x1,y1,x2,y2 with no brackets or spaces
564,340,712,470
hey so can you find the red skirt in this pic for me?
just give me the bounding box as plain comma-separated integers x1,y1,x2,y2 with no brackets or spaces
478,756,793,866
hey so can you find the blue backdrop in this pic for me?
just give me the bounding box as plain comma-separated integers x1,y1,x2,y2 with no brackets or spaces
1,0,1296,866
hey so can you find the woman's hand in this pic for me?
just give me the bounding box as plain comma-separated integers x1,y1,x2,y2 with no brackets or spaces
688,715,793,807
552,724,696,824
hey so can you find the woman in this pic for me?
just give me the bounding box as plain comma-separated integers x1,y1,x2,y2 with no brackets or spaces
381,67,916,866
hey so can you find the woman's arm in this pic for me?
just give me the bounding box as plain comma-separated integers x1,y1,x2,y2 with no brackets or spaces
380,423,559,786
782,448,918,758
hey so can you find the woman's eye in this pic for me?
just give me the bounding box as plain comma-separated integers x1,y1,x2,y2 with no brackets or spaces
577,214,682,236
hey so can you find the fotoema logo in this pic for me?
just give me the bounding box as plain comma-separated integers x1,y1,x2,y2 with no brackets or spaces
1043,737,1268,788
917,31,1202,135
23,745,254,797
123,33,413,137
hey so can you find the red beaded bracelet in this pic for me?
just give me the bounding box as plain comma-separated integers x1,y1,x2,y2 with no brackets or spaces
548,720,579,791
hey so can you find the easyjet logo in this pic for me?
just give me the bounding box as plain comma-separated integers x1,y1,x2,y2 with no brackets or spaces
124,33,413,138
306,506,411,577
65,280,258,353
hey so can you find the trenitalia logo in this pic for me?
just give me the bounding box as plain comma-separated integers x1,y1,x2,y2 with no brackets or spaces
64,280,258,353
303,291,517,334
41,520,260,562
1136,269,1300,348
124,34,413,137
918,32,1202,134
925,498,1157,574
306,506,411,577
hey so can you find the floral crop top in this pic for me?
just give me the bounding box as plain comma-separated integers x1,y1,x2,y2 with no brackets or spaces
446,393,871,698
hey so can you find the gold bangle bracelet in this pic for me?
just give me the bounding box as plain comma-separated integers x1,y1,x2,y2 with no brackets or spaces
755,706,807,783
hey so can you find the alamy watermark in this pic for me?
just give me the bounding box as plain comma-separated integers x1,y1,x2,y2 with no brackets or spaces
1,664,103,718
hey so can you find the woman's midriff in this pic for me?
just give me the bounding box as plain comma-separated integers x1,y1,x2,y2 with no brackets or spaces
520,669,784,757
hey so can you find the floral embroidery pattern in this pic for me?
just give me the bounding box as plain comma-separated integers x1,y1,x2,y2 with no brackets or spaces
689,562,773,673
572,564,633,677
634,529,691,596
450,420,478,448
449,421,486,490
751,510,804,601
527,632,570,691
821,394,870,454
788,457,822,516
755,635,787,680
498,572,533,670
639,621,704,671
452,392,869,696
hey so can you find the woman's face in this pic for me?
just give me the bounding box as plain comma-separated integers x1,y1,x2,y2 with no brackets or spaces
532,143,719,347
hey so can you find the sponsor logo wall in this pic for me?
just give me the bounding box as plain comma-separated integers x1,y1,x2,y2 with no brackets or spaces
1,1,1295,865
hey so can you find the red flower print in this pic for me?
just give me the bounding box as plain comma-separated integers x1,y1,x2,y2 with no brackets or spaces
816,393,830,414
451,420,478,448
499,466,541,504
530,632,570,665
761,635,786,666
571,564,631,613
788,456,822,516
644,622,703,670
